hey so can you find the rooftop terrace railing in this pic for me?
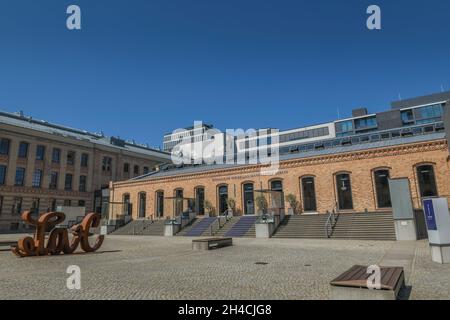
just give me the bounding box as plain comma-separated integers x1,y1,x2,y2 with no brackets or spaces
282,121,445,156
157,121,445,173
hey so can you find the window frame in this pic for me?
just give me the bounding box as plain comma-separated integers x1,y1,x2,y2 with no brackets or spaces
49,171,58,189
0,165,6,185
335,172,354,211
52,148,61,163
79,175,87,192
15,167,26,186
64,173,73,191
81,153,89,167
18,142,29,158
0,138,10,155
415,163,439,198
32,169,43,188
36,145,45,161
372,168,392,209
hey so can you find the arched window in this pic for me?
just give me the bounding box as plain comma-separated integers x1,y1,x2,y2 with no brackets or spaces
123,194,131,216
270,179,285,212
301,177,317,212
195,187,205,215
138,192,146,218
373,169,392,208
336,173,353,210
174,189,183,216
243,183,255,215
218,185,228,214
416,165,438,197
155,191,164,218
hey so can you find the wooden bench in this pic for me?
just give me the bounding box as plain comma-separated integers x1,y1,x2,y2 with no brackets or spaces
330,265,405,300
192,237,233,250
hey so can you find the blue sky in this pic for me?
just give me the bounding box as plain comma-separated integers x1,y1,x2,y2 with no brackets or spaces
0,0,449,148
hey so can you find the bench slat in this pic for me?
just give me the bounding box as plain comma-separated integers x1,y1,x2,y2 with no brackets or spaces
331,265,404,291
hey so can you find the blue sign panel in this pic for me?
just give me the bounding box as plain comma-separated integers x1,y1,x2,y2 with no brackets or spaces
423,199,437,231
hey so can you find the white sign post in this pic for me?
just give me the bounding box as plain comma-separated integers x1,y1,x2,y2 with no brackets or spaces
423,198,450,264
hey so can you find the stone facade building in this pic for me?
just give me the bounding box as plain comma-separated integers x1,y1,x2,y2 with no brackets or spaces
0,110,170,231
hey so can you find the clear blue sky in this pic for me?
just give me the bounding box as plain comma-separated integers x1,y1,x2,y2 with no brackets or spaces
0,0,449,148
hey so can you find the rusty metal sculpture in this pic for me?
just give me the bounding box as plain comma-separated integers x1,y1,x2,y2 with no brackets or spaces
12,211,105,257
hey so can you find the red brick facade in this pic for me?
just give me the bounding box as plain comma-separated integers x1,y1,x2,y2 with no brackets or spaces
110,139,450,219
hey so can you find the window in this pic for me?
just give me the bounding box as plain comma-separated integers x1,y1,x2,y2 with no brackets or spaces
138,192,146,218
49,171,58,189
278,127,330,143
64,173,73,190
0,138,10,155
134,165,139,175
195,187,205,215
35,145,45,160
336,173,353,210
218,185,228,214
243,183,255,215
174,189,183,216
143,167,149,175
49,199,57,212
67,151,75,165
32,169,43,188
123,194,131,216
301,177,317,212
123,163,130,173
415,104,443,124
30,198,40,215
0,165,6,185
102,157,112,172
79,175,87,192
155,191,164,217
12,197,22,215
270,180,285,211
354,116,377,130
417,165,438,197
81,153,89,167
374,170,392,208
401,110,414,125
335,120,354,136
78,200,86,207
18,142,29,158
15,167,25,186
52,148,61,163
63,199,71,206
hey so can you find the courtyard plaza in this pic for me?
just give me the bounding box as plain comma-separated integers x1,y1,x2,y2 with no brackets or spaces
0,234,449,300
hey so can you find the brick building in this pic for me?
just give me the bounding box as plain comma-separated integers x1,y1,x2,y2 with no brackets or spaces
0,110,170,231
110,92,450,221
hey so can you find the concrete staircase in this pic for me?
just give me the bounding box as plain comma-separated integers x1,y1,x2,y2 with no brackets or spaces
330,212,396,240
214,217,239,237
273,214,329,239
223,216,257,238
211,216,255,238
177,217,217,237
111,219,165,236
273,212,396,241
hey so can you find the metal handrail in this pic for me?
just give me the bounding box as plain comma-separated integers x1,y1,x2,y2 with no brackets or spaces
325,208,339,238
209,211,231,235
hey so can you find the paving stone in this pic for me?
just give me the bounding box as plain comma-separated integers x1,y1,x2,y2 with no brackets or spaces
0,234,448,300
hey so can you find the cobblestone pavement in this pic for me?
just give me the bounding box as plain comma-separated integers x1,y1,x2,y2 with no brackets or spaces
0,234,449,300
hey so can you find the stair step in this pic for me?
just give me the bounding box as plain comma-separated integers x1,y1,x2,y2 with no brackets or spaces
273,213,395,240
